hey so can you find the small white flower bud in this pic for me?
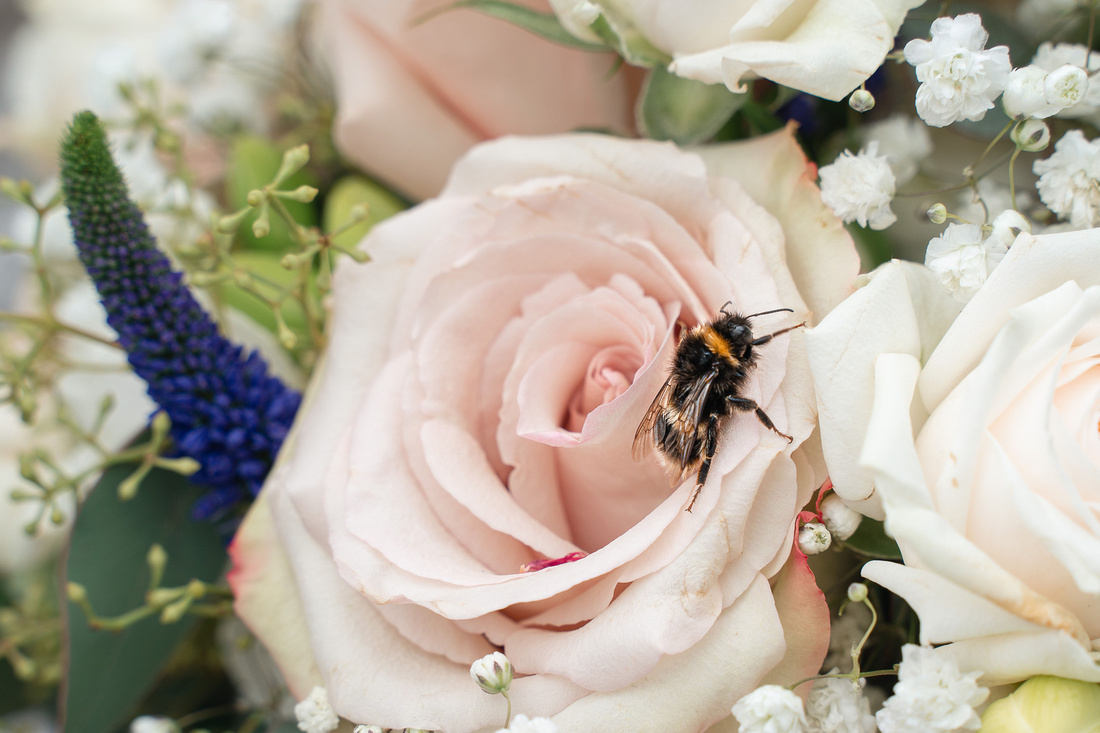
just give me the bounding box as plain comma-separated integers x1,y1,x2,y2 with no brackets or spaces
798,521,832,555
353,727,383,733
1011,118,1051,152
821,493,863,541
1044,64,1089,110
849,89,876,113
926,203,948,224
130,717,179,733
470,651,513,694
848,582,869,603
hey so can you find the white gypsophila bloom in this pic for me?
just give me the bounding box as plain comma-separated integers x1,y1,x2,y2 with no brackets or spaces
1002,65,1062,119
903,14,1011,127
925,221,1009,303
798,521,832,555
875,645,987,733
731,685,808,733
861,115,932,185
818,142,897,230
1034,129,1100,228
1032,42,1100,120
1044,64,1090,110
820,493,862,541
294,686,340,733
805,675,877,733
495,714,559,733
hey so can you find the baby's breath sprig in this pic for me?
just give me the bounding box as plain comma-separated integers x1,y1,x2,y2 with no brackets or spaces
204,143,370,360
66,543,234,631
0,571,63,689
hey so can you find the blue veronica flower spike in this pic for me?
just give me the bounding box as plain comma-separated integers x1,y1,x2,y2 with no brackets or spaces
59,111,301,520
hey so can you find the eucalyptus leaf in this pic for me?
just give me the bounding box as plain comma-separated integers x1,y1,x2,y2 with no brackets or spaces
61,452,227,733
431,0,607,51
842,517,903,560
637,65,745,145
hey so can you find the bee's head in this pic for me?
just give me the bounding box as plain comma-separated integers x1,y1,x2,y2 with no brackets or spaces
715,313,755,356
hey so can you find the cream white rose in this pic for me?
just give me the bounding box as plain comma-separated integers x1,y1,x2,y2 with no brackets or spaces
230,128,860,731
807,231,1100,685
553,0,923,101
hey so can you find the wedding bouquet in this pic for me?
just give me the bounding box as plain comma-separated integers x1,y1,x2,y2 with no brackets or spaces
1,1,1099,732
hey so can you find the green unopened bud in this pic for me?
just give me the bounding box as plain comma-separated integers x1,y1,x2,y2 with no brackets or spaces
252,206,271,238
147,543,168,574
147,587,181,606
273,144,310,186
67,582,88,603
277,320,298,350
281,252,310,269
981,676,1100,732
2,178,34,206
9,488,35,502
216,206,253,233
160,596,192,624
117,470,144,501
18,453,36,481
848,89,875,113
50,503,65,525
246,189,265,208
470,652,513,694
276,185,319,203
927,203,948,224
348,203,369,222
12,653,36,680
341,247,371,263
188,271,231,287
152,411,172,437
1011,119,1051,152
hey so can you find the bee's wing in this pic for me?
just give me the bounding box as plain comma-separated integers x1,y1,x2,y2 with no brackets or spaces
671,369,716,471
632,376,673,462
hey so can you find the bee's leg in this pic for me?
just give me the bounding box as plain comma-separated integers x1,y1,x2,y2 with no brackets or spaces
726,396,793,443
687,413,720,512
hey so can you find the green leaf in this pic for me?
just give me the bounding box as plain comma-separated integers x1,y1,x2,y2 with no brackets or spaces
637,65,745,145
61,454,227,733
426,1,608,52
842,517,903,560
322,175,407,251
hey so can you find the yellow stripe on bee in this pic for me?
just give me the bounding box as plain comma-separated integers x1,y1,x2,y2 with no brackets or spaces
700,327,732,360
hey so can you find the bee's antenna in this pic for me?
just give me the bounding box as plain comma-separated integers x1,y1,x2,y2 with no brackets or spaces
751,321,805,346
744,307,794,319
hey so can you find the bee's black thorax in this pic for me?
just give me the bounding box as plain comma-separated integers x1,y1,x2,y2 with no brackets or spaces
670,315,756,415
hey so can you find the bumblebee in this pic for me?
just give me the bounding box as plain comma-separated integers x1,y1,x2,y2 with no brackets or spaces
632,305,804,511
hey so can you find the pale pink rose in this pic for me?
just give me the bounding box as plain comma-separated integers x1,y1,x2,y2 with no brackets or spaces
230,128,859,731
323,0,637,201
807,231,1100,686
553,0,923,101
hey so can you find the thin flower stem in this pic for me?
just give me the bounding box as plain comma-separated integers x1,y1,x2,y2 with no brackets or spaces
1008,148,1022,212
971,121,1015,174
501,690,512,730
0,311,121,348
